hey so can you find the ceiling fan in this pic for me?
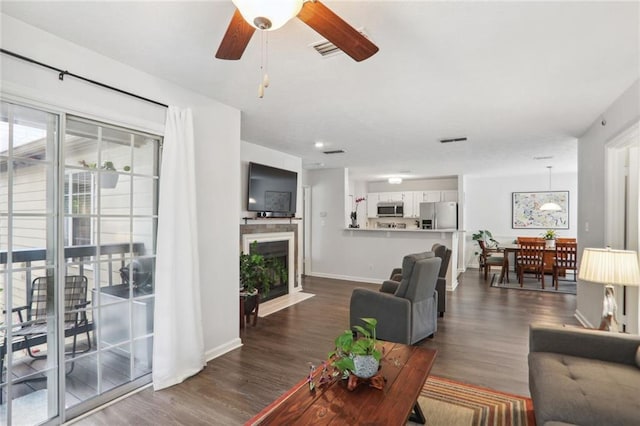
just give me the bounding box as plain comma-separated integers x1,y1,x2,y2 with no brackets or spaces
215,0,379,62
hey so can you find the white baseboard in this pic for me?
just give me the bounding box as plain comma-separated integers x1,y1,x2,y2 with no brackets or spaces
306,272,383,285
205,338,242,362
574,309,594,329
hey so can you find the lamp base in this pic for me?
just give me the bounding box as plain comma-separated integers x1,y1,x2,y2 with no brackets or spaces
598,314,619,332
598,285,619,332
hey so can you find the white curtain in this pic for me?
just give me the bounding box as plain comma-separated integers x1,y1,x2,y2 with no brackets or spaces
152,106,205,390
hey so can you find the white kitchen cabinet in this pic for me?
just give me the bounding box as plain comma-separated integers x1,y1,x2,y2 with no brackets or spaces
402,191,415,217
421,191,442,202
366,193,379,218
377,192,403,202
441,190,458,202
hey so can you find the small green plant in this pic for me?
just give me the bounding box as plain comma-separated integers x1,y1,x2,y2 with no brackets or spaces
239,241,286,296
79,160,131,172
472,230,498,248
542,229,557,240
329,318,381,377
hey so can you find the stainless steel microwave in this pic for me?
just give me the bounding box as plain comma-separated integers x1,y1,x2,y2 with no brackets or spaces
377,201,404,217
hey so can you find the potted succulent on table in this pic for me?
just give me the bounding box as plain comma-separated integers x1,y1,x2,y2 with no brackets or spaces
329,318,382,383
542,229,557,248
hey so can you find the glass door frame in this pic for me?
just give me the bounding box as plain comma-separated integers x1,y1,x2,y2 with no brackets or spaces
1,97,159,424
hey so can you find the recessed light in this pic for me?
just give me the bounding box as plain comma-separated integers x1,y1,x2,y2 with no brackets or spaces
388,177,402,184
314,141,324,149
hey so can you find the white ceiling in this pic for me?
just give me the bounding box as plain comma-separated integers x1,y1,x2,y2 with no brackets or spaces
1,1,638,181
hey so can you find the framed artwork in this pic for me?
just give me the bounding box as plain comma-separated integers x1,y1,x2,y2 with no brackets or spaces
512,191,569,229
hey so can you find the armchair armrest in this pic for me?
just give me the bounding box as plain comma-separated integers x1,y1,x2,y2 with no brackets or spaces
350,288,411,345
380,280,399,294
529,323,640,367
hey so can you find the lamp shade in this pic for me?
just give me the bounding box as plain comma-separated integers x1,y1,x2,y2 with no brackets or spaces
232,0,303,30
578,248,640,286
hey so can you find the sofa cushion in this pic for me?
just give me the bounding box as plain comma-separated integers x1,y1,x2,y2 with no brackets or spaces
529,352,640,426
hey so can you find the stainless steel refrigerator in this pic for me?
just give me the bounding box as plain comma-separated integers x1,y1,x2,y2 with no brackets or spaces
420,201,458,229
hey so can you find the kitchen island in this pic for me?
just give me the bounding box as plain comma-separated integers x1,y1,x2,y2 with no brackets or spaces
339,228,462,290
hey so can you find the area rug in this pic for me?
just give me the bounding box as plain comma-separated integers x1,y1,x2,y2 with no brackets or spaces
247,376,535,426
489,273,576,295
409,376,536,426
258,292,315,317
490,273,576,294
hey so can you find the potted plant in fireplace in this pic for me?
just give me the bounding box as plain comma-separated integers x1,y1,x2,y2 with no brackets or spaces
239,241,286,317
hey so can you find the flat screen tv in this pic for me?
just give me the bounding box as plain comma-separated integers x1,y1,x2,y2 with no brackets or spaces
247,162,297,217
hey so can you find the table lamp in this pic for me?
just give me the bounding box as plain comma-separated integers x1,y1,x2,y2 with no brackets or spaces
578,247,640,332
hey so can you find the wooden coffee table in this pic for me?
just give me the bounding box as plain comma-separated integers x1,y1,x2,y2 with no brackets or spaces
246,341,437,425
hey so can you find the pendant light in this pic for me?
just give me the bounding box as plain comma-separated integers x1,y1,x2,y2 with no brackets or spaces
540,166,562,211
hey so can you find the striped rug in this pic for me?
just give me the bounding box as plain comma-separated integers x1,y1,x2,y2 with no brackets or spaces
411,376,536,426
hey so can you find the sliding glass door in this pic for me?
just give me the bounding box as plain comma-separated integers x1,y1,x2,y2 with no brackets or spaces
1,101,160,424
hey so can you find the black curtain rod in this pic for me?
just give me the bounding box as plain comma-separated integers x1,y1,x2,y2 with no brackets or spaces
1,48,169,109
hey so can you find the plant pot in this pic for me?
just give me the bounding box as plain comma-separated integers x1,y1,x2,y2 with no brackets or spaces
101,172,119,189
352,355,379,379
241,288,259,315
545,239,556,249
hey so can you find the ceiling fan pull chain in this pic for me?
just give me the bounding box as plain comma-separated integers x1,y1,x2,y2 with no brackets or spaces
263,32,270,88
258,30,265,98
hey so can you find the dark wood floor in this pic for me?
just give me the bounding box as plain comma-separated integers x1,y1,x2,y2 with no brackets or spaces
77,269,578,425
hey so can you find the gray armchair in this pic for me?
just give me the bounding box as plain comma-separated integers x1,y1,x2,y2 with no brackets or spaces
431,243,451,317
350,253,441,345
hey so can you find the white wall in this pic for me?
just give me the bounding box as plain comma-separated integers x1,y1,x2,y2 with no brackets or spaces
577,80,640,332
463,171,578,267
1,14,242,358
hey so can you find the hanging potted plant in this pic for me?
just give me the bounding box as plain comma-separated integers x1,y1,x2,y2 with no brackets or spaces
79,160,131,189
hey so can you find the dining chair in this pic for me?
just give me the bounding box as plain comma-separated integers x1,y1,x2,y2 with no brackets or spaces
552,241,578,290
479,240,508,283
516,241,546,288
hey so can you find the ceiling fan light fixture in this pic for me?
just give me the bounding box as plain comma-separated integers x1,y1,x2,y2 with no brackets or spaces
232,0,304,31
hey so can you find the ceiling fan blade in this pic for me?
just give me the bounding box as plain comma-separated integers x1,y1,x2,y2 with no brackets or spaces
215,9,256,60
297,1,379,62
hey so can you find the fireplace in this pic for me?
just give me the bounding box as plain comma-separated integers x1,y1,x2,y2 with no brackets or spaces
241,230,296,302
251,240,288,302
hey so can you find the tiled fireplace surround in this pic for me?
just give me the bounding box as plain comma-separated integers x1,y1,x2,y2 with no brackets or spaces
240,223,300,293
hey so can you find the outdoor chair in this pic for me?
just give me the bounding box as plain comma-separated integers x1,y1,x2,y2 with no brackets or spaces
1,276,92,383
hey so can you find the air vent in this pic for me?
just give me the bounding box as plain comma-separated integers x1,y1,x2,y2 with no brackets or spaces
439,137,467,144
310,29,372,58
533,156,554,160
323,150,345,155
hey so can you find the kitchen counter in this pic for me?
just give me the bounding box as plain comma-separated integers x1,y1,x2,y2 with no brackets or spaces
345,228,462,233
340,228,461,290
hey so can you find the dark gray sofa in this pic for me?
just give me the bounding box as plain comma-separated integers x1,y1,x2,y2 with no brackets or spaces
528,323,640,426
